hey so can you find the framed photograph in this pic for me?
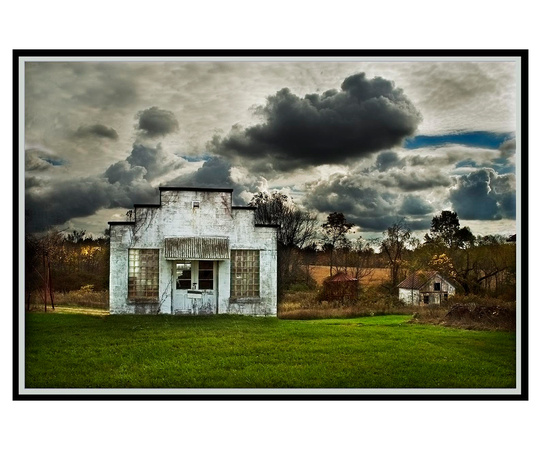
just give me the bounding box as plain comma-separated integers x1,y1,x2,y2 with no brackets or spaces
14,50,528,400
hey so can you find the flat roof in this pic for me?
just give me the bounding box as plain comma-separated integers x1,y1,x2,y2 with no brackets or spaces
159,186,234,193
232,206,257,210
133,203,160,208
108,221,135,226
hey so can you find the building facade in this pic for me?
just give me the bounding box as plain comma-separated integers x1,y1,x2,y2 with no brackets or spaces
108,187,278,316
398,271,456,305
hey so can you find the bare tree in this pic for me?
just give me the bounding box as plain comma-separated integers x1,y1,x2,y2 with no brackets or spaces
345,237,376,285
250,192,317,248
25,231,64,311
67,229,86,243
380,219,417,293
249,192,318,291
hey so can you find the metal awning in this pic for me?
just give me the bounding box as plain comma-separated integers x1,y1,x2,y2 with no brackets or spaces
164,237,230,260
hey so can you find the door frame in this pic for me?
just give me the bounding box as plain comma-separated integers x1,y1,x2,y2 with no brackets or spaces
172,260,218,314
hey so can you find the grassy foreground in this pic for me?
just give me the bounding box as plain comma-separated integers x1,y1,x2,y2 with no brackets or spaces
25,310,516,389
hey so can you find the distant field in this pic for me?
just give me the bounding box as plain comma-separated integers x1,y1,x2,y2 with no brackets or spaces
25,310,515,389
310,266,390,286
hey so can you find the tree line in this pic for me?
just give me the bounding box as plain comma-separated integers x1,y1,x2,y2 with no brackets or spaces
250,192,516,301
25,230,110,310
24,192,516,310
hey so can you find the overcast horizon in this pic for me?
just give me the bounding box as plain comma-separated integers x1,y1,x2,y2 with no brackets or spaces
23,57,520,241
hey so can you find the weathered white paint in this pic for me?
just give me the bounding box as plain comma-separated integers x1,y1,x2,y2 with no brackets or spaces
399,287,421,305
109,188,278,316
398,273,456,305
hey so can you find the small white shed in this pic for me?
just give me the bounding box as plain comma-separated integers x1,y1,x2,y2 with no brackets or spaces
398,271,456,305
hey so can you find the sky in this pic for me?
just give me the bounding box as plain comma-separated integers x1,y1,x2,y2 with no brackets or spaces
22,56,519,240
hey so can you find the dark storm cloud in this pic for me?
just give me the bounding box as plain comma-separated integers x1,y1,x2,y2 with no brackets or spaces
379,170,452,192
169,157,233,187
303,161,444,232
25,176,158,233
74,124,119,140
450,168,516,220
25,149,265,233
211,72,422,172
305,179,432,231
398,195,434,216
136,107,180,137
125,143,185,181
105,160,147,185
26,141,189,232
304,174,400,231
375,151,404,171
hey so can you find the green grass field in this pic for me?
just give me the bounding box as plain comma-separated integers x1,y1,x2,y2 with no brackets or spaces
24,309,516,389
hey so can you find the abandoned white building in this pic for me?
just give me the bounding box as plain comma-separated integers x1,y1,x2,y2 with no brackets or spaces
398,271,456,305
108,187,278,316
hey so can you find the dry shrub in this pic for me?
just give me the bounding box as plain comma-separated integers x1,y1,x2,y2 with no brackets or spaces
27,288,109,310
279,287,516,330
279,291,319,310
278,286,417,320
411,295,516,331
441,303,515,331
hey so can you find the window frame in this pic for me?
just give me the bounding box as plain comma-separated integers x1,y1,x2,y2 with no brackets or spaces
198,260,214,290
230,249,260,300
128,248,160,302
175,261,192,290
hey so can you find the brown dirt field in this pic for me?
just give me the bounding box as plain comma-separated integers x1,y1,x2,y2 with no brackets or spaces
309,266,390,286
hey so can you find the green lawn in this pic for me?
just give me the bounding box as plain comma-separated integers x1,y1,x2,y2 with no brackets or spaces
24,310,516,389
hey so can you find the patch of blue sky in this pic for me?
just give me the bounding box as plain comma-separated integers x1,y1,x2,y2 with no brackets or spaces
495,165,515,175
491,158,516,175
404,131,514,150
41,157,65,166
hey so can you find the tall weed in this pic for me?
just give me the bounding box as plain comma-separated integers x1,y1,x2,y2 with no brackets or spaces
27,288,109,310
279,287,516,330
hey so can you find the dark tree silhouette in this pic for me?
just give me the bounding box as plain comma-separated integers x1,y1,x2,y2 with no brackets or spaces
425,210,474,249
321,212,354,276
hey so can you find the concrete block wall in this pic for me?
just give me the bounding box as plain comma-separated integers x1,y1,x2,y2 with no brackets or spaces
109,188,278,316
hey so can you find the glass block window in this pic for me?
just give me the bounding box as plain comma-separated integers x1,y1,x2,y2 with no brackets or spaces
128,249,159,301
230,250,260,299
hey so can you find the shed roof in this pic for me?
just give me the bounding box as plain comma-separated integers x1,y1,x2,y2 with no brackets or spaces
397,271,439,290
325,272,358,283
